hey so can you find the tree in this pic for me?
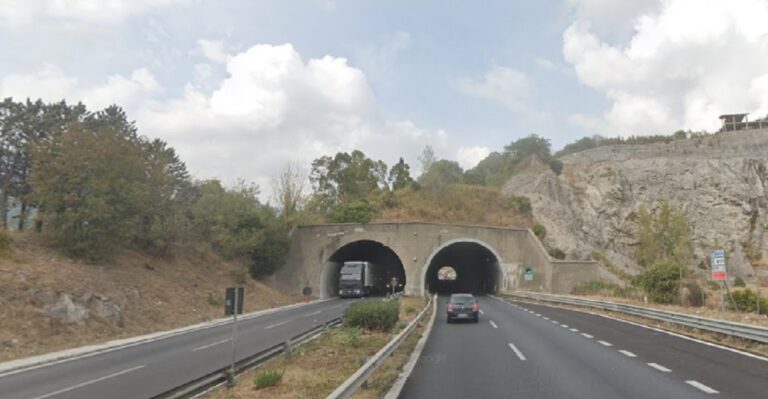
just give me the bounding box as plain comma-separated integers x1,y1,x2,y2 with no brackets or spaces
634,260,683,304
272,161,307,225
388,157,414,190
30,124,150,260
503,134,552,161
634,202,693,268
309,150,387,213
419,159,463,191
417,145,436,176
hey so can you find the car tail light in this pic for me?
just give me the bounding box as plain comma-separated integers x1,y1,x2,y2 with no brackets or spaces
472,303,478,311
447,304,454,311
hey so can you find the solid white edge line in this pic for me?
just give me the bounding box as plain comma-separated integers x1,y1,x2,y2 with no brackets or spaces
598,340,613,347
581,333,594,339
508,342,527,361
31,365,145,399
192,338,230,352
493,295,768,363
489,321,498,329
618,350,637,358
647,362,671,372
686,380,719,394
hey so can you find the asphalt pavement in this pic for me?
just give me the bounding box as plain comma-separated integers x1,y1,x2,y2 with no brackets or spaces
399,295,768,399
0,299,350,399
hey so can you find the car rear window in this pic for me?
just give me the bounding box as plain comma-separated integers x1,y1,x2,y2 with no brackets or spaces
450,295,474,304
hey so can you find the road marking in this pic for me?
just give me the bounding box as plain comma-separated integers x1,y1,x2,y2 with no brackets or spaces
570,328,579,332
489,321,498,328
598,340,613,347
307,310,322,316
508,342,527,361
535,313,541,316
561,324,569,328
31,365,145,399
581,333,593,339
647,363,671,372
192,338,230,352
551,320,559,324
479,309,485,314
543,316,550,320
264,319,292,330
686,380,719,394
618,350,637,358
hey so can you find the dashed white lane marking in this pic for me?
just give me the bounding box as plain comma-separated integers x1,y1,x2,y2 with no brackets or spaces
647,363,671,372
561,324,569,328
598,340,613,347
508,342,527,361
570,328,579,332
479,309,485,314
619,350,637,358
192,338,231,352
581,333,594,339
535,313,541,316
543,316,550,320
308,310,322,316
490,321,498,329
31,365,146,399
551,320,559,324
264,319,292,330
686,380,719,394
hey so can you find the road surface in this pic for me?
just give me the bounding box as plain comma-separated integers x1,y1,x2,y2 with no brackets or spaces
0,299,349,399
399,295,768,399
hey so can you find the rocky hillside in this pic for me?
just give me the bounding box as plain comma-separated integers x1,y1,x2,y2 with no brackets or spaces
502,128,768,282
0,232,298,362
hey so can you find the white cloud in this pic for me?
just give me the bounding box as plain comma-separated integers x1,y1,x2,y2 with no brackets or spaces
459,66,546,119
457,146,491,170
197,39,229,64
563,0,768,135
0,42,448,198
0,0,186,25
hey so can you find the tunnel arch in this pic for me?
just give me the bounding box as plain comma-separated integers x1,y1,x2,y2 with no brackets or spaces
421,239,504,296
319,240,406,299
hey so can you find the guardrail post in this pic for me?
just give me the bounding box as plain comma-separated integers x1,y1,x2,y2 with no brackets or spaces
284,339,293,360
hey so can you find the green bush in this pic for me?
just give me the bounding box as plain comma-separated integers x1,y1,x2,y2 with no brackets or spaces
532,224,546,239
548,247,566,260
404,305,417,315
509,195,532,214
728,289,768,314
0,230,11,252
706,281,721,290
254,369,284,389
549,159,563,175
633,260,683,304
344,299,400,332
330,199,377,223
685,281,705,307
206,292,221,307
734,276,746,287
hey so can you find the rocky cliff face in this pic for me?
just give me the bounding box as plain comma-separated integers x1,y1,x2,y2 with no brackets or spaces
502,128,768,282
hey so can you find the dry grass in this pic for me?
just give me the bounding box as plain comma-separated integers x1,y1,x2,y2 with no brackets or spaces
207,296,428,399
374,185,532,228
0,231,299,363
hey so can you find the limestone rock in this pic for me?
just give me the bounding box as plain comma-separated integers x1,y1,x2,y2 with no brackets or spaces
46,293,89,325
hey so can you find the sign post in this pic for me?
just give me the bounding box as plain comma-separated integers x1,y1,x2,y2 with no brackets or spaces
710,250,727,315
225,287,244,388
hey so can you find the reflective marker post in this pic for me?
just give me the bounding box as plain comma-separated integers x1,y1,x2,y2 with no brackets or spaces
225,287,244,387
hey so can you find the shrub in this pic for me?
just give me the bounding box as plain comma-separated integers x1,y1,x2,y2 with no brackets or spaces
685,281,705,307
706,281,721,290
633,260,683,304
254,369,284,389
330,199,377,223
206,293,221,307
404,305,417,315
509,195,532,214
343,326,362,348
728,289,768,314
532,224,546,239
734,276,746,287
344,299,400,332
548,247,566,260
549,159,563,175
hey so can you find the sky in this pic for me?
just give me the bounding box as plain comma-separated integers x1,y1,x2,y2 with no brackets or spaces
1,0,768,199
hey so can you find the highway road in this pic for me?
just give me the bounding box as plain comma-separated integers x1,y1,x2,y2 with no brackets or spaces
400,295,768,399
0,299,349,399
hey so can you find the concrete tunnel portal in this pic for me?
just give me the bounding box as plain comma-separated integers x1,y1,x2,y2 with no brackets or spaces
320,240,406,298
425,241,502,295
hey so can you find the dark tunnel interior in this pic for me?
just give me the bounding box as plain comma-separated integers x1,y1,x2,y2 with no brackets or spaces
425,242,501,295
320,240,406,298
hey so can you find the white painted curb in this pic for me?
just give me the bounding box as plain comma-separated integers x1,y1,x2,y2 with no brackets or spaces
0,298,333,377
383,294,438,399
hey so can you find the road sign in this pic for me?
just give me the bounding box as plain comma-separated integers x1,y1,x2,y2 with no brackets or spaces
524,267,534,281
225,287,244,316
710,250,727,281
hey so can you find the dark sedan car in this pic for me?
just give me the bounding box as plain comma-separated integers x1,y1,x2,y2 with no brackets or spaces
446,293,479,323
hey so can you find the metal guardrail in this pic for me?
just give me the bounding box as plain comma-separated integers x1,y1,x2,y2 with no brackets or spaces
153,318,342,399
502,291,768,344
326,295,435,399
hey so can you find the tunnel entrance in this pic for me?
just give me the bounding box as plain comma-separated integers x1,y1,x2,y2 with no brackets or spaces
425,241,502,295
320,240,406,298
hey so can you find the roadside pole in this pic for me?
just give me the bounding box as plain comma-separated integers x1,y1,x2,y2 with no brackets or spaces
225,287,244,388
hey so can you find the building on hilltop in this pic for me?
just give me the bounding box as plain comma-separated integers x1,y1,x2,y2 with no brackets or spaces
719,113,768,132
